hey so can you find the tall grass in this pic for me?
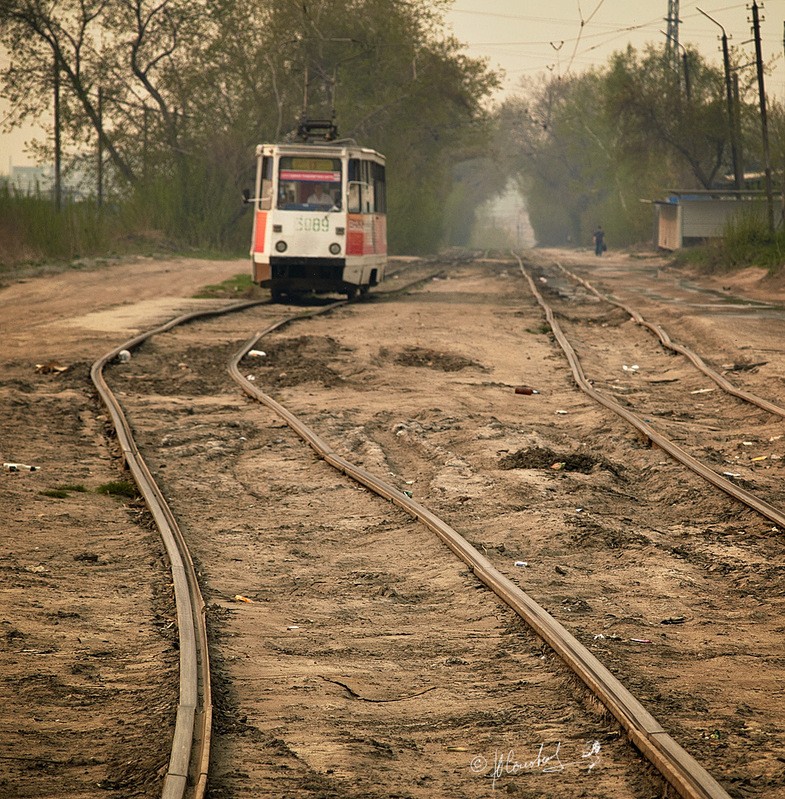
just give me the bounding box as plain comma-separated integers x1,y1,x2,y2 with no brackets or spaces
719,211,785,271
0,164,252,269
120,160,252,252
0,185,114,265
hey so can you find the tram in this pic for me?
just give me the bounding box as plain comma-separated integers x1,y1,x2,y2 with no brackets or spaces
246,123,387,300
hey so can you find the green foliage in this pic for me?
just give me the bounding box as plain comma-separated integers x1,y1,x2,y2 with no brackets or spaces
494,43,764,249
604,45,729,189
194,273,261,299
40,489,70,499
445,157,509,248
498,72,621,245
119,155,253,252
40,484,87,499
0,185,115,263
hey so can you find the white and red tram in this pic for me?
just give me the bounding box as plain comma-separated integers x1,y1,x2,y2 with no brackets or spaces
248,141,387,300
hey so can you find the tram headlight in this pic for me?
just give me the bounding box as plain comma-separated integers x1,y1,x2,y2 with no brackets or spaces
329,243,341,255
275,240,288,253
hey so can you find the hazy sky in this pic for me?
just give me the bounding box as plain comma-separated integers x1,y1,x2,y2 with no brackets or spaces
1,0,783,170
445,0,784,95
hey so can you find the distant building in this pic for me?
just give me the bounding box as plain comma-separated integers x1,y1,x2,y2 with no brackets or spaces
2,163,91,200
5,164,54,195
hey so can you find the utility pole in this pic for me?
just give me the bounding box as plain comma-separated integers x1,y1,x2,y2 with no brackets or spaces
698,8,743,189
97,86,103,208
665,0,681,74
732,73,744,188
751,0,774,234
662,30,691,100
53,53,62,211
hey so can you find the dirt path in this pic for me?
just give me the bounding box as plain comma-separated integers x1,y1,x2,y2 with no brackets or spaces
0,257,245,799
2,249,785,798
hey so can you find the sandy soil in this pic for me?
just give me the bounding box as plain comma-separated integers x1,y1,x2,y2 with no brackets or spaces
0,257,249,798
2,249,785,798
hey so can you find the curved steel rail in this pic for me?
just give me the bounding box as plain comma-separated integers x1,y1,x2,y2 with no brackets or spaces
514,255,785,532
85,262,442,795
91,299,265,799
554,260,785,417
228,311,731,799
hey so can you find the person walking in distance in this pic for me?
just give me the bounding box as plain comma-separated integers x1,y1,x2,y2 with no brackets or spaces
593,225,606,256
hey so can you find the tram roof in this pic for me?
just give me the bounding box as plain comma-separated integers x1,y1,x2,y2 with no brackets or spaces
256,142,385,162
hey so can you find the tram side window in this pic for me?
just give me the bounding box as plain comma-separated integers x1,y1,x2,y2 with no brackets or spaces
361,161,375,213
348,159,361,213
259,156,273,210
373,162,386,213
349,159,377,213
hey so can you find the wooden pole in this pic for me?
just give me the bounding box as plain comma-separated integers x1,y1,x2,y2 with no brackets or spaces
97,86,103,207
751,1,774,233
53,53,61,211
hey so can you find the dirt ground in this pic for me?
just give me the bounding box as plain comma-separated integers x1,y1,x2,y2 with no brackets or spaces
0,257,254,798
2,248,785,798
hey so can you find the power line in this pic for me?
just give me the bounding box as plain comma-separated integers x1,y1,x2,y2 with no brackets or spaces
463,21,663,48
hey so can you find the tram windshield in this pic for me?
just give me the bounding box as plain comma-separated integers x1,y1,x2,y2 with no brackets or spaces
277,156,342,211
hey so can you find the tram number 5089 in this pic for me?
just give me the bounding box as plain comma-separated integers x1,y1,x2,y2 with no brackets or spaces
296,216,330,233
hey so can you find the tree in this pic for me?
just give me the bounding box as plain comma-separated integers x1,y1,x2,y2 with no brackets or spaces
496,72,621,245
0,0,206,184
193,0,500,251
604,45,730,190
494,44,760,247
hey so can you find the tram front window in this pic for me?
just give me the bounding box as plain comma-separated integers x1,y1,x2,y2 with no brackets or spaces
278,157,342,211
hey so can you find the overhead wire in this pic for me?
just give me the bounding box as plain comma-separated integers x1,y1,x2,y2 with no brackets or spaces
448,1,772,79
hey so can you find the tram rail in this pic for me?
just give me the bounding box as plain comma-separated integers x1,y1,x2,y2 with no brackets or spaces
227,285,732,799
86,261,440,798
554,260,785,418
86,252,785,798
90,300,265,799
514,254,785,530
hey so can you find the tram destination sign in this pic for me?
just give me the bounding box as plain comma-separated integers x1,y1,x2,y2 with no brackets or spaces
280,169,341,182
